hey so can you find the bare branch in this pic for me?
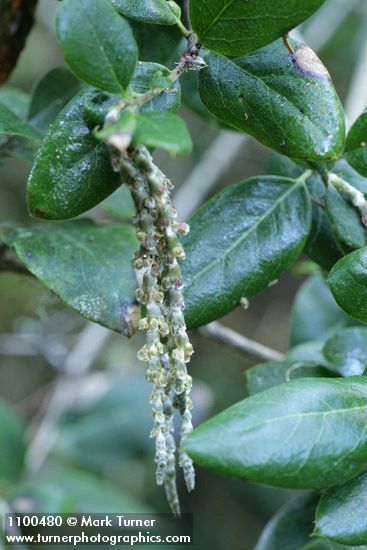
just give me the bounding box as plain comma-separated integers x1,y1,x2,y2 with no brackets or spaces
198,321,284,362
26,322,111,473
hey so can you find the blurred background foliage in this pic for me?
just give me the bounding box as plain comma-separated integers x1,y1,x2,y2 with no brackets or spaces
0,0,366,548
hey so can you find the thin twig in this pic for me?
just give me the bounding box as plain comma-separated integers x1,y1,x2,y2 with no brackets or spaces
25,322,111,474
344,4,367,127
199,321,284,362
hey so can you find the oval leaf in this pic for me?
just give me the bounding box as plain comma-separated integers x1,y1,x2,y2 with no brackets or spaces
9,221,138,335
315,471,367,546
322,327,367,376
246,360,333,396
183,176,311,329
199,40,345,161
132,111,192,154
326,185,367,250
112,0,178,25
0,103,40,141
344,110,367,178
56,0,137,92
132,61,181,114
189,0,326,57
290,275,353,348
28,67,83,133
184,376,367,489
328,248,367,323
255,493,320,550
27,89,121,220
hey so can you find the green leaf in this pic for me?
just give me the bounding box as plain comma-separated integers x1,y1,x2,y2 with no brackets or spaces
27,89,121,220
180,69,231,129
56,0,137,93
28,67,82,133
190,0,326,57
184,376,367,489
100,185,135,219
326,185,367,250
287,340,329,368
112,0,178,25
304,176,345,270
246,359,333,396
0,103,41,141
255,493,320,550
328,247,367,323
268,154,344,270
0,400,26,488
183,176,311,329
132,61,181,114
128,19,181,65
8,220,138,335
322,327,367,376
82,63,180,129
315,471,367,546
94,108,137,142
290,275,354,347
335,158,367,193
0,87,30,119
132,111,192,154
199,40,345,161
344,110,367,178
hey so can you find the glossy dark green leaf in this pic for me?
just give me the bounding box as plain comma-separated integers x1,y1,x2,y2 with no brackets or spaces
83,63,180,129
132,112,192,154
199,40,345,161
27,89,121,220
255,493,319,550
112,0,178,25
0,87,29,119
184,376,367,489
9,220,138,335
328,248,367,323
132,61,181,114
246,359,333,396
326,185,367,250
190,0,326,57
180,69,230,129
56,0,137,92
344,110,367,178
268,154,344,270
0,103,40,141
322,327,367,376
335,158,367,194
128,19,181,65
315,471,367,546
0,400,26,488
28,67,82,132
290,275,354,347
100,185,135,219
183,176,311,329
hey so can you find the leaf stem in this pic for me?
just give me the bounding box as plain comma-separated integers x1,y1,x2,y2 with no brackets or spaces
175,17,191,38
329,172,367,226
297,169,313,184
